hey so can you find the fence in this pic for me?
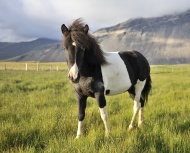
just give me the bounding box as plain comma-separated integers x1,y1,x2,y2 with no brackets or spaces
150,65,190,74
0,62,67,71
0,62,190,73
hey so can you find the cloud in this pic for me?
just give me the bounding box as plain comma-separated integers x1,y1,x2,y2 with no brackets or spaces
0,0,61,42
0,0,190,42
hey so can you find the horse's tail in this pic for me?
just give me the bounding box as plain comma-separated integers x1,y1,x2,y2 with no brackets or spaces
142,74,152,103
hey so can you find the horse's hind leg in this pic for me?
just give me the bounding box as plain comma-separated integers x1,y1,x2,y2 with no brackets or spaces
138,97,145,128
128,80,146,131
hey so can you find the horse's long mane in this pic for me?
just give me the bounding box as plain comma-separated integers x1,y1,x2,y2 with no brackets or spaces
64,19,107,65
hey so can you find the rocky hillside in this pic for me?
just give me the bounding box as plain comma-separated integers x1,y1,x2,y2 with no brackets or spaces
93,10,190,64
8,42,66,62
0,38,60,61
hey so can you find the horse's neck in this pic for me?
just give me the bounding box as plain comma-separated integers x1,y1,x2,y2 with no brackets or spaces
81,62,102,78
86,62,101,71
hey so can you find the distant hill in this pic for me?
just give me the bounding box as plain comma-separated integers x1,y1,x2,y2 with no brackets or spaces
0,38,60,61
8,42,66,62
93,10,190,64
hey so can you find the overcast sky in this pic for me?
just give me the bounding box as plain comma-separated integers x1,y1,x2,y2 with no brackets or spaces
0,0,190,42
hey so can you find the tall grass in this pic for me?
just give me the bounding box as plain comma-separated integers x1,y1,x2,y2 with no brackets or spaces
0,64,190,152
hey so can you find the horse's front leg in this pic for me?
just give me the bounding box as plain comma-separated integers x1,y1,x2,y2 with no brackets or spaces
76,94,87,139
95,91,110,136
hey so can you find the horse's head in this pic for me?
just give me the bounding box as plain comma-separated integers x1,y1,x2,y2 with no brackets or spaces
61,20,89,83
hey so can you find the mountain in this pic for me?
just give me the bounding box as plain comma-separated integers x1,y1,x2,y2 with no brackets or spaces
93,10,190,64
8,42,66,62
0,38,59,61
1,10,190,64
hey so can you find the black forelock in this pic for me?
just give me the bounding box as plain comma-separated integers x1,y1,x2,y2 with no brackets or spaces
68,18,90,49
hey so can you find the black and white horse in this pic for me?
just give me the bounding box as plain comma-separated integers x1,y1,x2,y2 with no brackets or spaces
61,19,151,138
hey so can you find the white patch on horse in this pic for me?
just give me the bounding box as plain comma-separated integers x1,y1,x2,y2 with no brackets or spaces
134,80,146,102
76,121,83,139
101,52,132,95
72,42,76,46
68,63,79,80
99,106,110,136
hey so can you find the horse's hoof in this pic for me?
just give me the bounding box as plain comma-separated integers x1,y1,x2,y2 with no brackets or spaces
138,124,143,129
128,127,134,132
105,132,110,137
75,135,80,139
138,122,146,129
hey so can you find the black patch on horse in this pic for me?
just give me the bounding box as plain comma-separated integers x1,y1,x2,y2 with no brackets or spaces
105,90,110,95
118,51,150,85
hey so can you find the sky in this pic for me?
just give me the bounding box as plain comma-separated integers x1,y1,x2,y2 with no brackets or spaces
0,0,190,42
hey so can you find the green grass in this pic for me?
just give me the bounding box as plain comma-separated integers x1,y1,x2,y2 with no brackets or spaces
0,64,190,152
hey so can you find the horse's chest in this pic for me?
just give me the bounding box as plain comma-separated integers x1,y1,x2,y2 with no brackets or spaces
101,53,132,95
73,77,103,97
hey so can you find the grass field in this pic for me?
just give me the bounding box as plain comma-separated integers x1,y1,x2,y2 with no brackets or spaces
0,63,190,152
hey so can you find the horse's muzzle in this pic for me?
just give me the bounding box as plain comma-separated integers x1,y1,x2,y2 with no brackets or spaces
68,73,80,83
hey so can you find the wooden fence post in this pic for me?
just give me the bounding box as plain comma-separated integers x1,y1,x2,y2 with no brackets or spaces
37,63,39,71
26,63,28,71
50,65,52,71
4,64,6,71
56,66,58,71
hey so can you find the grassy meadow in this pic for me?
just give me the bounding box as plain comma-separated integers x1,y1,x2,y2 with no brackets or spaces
0,63,190,152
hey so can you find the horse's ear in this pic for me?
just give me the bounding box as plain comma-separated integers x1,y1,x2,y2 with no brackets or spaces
84,24,89,34
61,24,69,36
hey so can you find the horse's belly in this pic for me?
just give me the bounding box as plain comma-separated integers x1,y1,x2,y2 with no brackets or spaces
101,52,132,95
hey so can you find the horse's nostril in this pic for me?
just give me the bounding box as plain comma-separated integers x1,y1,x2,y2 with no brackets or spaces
68,75,73,81
68,73,80,83
68,74,73,81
